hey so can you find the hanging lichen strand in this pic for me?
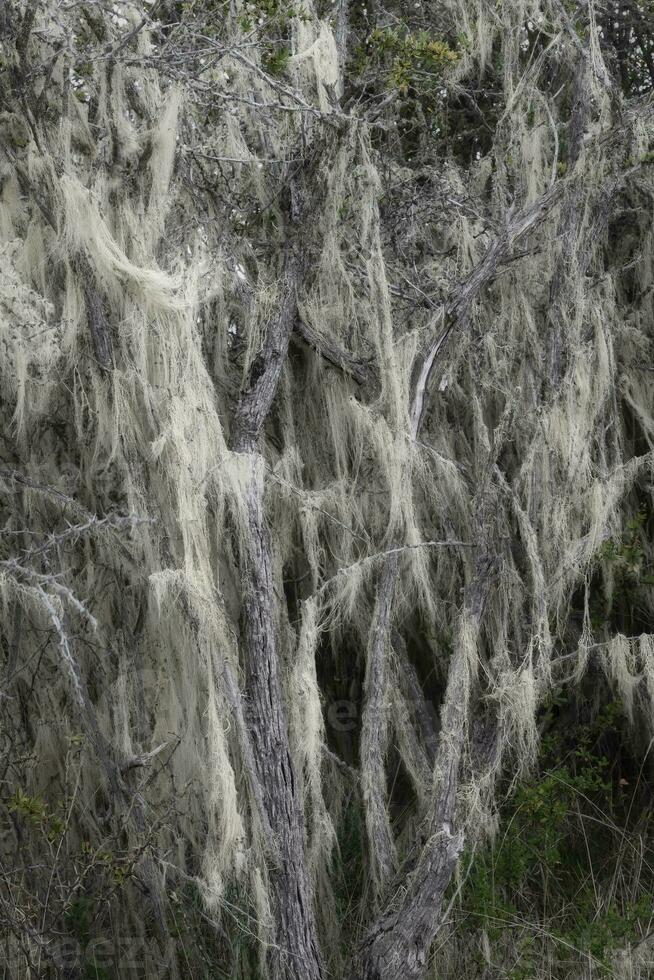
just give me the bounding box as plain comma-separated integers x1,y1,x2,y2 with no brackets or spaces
1,0,654,977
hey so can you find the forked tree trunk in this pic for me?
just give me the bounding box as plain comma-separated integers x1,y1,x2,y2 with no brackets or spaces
353,552,493,980
355,177,563,967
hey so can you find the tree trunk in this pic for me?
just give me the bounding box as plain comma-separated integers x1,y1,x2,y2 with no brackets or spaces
229,244,324,980
353,552,493,980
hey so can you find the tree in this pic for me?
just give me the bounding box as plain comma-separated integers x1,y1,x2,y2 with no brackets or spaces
1,0,654,977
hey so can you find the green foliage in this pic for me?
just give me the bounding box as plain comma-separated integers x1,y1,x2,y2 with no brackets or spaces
591,507,654,632
8,787,65,841
597,509,648,569
167,880,264,979
65,895,94,947
261,45,291,77
458,697,653,973
8,786,48,823
239,0,309,29
625,147,654,171
236,0,310,78
64,898,112,979
82,960,111,980
332,794,365,951
363,27,459,96
352,25,459,162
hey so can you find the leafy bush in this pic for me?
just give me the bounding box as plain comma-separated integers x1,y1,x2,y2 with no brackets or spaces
456,697,654,975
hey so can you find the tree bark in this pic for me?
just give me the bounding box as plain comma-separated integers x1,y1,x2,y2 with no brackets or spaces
359,552,399,893
229,240,324,979
353,550,494,980
294,315,374,385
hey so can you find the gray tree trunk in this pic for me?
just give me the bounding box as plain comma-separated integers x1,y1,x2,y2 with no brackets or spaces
229,243,324,980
